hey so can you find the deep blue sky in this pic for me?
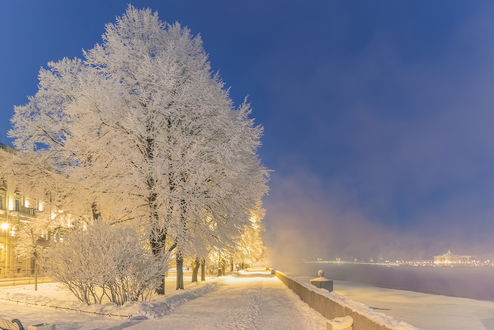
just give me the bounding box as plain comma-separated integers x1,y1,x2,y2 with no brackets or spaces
2,1,494,259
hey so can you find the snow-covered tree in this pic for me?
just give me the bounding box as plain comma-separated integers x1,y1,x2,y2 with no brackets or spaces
234,206,267,269
10,6,268,291
45,221,169,305
15,217,52,291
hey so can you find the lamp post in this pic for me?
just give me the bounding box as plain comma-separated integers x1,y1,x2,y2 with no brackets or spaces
1,222,9,278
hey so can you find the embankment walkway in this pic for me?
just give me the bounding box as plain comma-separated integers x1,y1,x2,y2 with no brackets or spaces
127,271,328,329
0,270,328,329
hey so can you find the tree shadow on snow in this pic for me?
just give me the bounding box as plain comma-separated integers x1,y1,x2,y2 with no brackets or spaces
106,320,144,330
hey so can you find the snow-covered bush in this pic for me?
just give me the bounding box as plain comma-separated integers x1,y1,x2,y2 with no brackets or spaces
45,221,169,305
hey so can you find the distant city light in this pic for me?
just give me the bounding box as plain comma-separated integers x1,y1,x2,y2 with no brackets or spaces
307,251,494,268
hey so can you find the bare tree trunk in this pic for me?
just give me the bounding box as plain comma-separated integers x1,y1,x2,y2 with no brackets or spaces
150,227,167,295
176,199,187,290
91,202,102,222
200,258,206,281
34,259,38,291
176,253,184,290
218,258,226,276
221,258,226,276
192,257,199,282
153,271,165,295
230,258,234,272
145,130,168,295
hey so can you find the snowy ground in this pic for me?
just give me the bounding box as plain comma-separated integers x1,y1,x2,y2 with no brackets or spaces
0,271,328,329
317,278,494,330
6,272,493,329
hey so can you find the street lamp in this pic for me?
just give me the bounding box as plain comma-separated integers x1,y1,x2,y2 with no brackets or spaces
1,222,9,278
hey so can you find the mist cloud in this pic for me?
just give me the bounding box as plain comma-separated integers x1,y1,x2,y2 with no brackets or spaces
261,3,494,268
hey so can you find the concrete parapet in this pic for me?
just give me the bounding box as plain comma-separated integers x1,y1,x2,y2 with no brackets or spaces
310,277,333,292
275,271,415,330
327,316,353,330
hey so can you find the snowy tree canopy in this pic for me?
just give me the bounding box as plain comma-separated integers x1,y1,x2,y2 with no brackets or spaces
234,205,267,266
10,5,269,279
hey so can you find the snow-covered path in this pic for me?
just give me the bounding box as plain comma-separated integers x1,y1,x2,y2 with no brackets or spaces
0,273,328,329
127,274,327,329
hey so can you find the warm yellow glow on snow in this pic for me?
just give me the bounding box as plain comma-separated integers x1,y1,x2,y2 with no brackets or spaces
223,274,277,284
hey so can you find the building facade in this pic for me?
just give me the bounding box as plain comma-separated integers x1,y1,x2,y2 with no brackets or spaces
0,143,46,278
433,250,472,265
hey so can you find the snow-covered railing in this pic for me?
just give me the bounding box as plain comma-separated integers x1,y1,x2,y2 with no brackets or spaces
273,270,416,330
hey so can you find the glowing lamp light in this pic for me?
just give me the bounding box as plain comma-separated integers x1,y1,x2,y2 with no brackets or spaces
38,203,43,211
8,198,13,211
10,230,15,237
0,222,9,231
24,200,29,208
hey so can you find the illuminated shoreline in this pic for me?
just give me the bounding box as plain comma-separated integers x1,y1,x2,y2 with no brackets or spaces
304,260,494,268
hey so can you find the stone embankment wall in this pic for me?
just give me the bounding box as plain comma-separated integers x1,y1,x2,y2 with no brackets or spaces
274,270,415,330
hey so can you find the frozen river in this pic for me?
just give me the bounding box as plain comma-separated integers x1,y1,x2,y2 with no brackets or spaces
287,264,494,329
291,263,494,301
330,279,494,330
